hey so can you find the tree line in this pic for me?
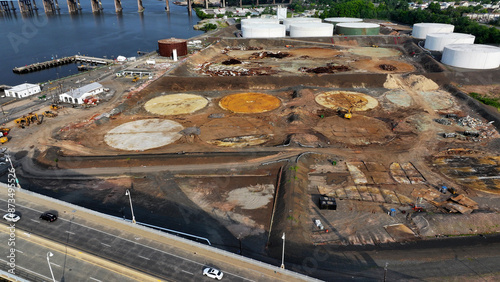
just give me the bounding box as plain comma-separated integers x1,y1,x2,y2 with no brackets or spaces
302,0,500,44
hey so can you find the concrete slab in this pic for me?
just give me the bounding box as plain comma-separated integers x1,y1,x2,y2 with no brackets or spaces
104,119,183,151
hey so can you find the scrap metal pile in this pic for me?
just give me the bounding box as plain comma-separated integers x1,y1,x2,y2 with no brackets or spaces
435,114,498,141
196,62,276,76
299,63,350,74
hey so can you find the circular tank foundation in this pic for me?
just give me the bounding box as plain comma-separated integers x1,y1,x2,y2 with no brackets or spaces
144,94,208,115
315,91,378,111
105,119,184,151
219,93,281,113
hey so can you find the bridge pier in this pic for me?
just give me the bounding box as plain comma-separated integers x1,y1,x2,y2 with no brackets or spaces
43,0,56,13
204,0,207,9
114,0,121,12
10,1,16,10
164,0,169,12
187,0,191,14
137,0,143,12
67,0,77,13
32,0,38,10
90,0,102,12
18,0,34,14
0,1,12,13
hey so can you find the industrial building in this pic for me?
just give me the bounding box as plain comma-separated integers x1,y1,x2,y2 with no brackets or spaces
241,24,286,38
441,44,500,69
158,38,188,58
323,17,363,27
412,23,454,39
289,23,334,37
4,83,41,98
336,23,380,35
59,82,104,104
424,33,475,51
283,17,322,32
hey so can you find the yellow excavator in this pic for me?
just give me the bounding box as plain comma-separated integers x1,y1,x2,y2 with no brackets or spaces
337,106,354,119
44,111,58,118
0,128,10,144
15,113,43,128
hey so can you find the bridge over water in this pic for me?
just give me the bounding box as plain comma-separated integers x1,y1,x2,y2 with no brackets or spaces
0,0,219,14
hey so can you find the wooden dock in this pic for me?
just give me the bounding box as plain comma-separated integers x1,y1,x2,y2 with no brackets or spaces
12,55,114,74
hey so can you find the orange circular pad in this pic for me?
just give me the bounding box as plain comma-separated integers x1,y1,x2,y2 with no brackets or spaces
219,93,281,113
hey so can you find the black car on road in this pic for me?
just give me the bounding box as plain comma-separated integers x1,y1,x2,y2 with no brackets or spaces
40,212,57,222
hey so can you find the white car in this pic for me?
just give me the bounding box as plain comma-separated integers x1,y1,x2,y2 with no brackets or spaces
3,213,21,223
203,267,223,280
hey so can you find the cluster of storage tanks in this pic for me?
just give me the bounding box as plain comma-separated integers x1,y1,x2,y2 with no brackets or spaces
413,23,500,69
240,17,380,38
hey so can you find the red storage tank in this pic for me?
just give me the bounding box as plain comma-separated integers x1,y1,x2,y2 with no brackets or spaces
158,38,188,57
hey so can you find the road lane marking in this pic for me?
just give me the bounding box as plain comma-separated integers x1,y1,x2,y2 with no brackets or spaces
50,262,61,268
15,249,23,253
181,270,193,275
0,258,53,281
65,231,75,235
90,277,102,282
0,200,258,281
30,219,40,223
101,243,111,247
138,255,150,260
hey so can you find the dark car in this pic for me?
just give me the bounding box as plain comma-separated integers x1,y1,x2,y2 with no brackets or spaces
40,212,57,222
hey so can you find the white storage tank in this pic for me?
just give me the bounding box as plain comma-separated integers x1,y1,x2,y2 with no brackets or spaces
424,33,475,51
241,18,279,29
282,17,322,31
412,23,454,39
335,23,380,35
324,17,362,27
289,23,334,37
441,44,500,69
241,24,286,38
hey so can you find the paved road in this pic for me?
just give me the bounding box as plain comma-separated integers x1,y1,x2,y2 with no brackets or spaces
0,184,316,282
0,226,140,282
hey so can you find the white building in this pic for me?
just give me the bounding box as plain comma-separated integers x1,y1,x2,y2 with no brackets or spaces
4,83,41,98
59,82,104,104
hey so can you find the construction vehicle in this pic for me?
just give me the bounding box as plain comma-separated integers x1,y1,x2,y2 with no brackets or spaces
50,104,60,110
15,113,43,128
132,76,139,82
0,137,7,144
0,128,10,137
43,111,58,118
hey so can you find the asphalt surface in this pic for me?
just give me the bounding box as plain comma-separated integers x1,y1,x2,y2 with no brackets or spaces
0,184,315,282
0,227,139,282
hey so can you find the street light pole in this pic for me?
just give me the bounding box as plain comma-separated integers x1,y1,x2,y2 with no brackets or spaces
281,232,285,269
47,252,56,282
125,189,136,223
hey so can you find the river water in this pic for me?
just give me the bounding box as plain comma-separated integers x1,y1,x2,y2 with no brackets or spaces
0,0,203,86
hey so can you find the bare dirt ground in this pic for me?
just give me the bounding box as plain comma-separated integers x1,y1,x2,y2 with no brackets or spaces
3,36,500,270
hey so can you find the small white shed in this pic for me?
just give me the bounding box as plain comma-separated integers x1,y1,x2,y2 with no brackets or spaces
5,83,41,98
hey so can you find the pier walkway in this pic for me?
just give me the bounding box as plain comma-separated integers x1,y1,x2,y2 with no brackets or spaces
12,55,114,74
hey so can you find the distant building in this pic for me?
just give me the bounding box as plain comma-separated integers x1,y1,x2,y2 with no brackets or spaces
4,83,41,98
59,82,104,104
